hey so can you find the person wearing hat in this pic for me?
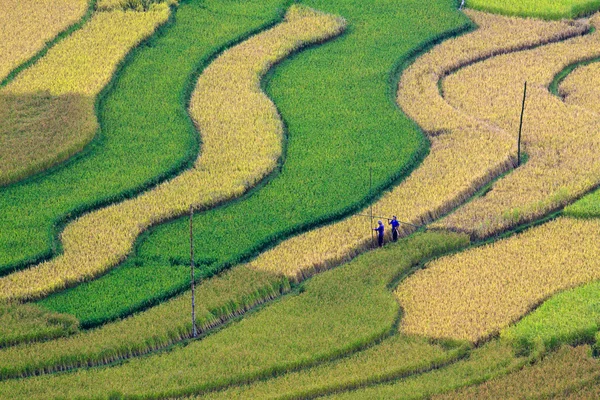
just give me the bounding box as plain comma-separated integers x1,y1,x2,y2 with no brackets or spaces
373,220,385,247
389,215,400,242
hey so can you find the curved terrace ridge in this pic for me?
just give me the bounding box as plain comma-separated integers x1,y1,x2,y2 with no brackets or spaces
0,8,581,374
0,5,346,302
399,12,600,343
560,56,600,113
0,0,290,275
433,13,600,238
0,3,170,187
0,0,89,85
243,9,585,282
0,6,587,381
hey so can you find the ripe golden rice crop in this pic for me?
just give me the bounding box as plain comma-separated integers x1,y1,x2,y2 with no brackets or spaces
433,13,600,239
4,7,170,97
399,9,586,136
0,93,96,187
397,217,600,343
560,60,600,114
96,0,177,11
0,5,170,186
245,11,582,282
0,6,346,302
0,0,88,82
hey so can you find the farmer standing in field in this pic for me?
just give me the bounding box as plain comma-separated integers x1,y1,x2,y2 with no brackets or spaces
389,215,400,242
374,220,385,247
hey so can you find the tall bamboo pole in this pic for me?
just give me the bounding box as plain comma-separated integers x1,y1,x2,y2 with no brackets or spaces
190,206,197,338
518,81,527,167
370,167,374,246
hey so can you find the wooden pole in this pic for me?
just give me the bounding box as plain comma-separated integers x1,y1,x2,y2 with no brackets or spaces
518,81,527,167
370,167,374,247
190,206,197,338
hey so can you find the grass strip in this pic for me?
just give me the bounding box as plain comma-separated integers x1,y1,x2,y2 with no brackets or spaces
0,303,78,348
0,232,467,395
96,0,175,11
465,0,600,20
0,5,346,302
436,345,599,399
558,54,600,112
501,281,600,356
38,0,470,325
325,341,527,399
0,0,291,274
549,55,600,100
0,267,289,380
197,335,469,400
565,183,600,218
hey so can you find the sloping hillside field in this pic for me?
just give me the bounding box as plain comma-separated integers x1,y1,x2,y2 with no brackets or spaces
3,0,600,398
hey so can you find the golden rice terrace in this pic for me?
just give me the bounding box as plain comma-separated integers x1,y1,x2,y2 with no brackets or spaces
2,0,600,398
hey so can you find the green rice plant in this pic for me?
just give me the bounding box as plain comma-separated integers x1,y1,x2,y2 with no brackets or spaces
501,281,600,355
0,267,289,379
38,260,192,327
0,303,78,348
38,0,470,325
197,335,468,400
0,5,169,187
435,346,599,399
0,0,291,274
465,0,600,19
564,189,600,218
99,0,175,12
0,232,467,394
325,341,527,400
0,5,346,303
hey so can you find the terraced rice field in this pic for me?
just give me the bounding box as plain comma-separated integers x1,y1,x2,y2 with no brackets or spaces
4,0,600,398
0,1,170,186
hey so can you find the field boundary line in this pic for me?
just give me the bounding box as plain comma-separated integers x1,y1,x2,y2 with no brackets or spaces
0,1,296,277
0,0,97,90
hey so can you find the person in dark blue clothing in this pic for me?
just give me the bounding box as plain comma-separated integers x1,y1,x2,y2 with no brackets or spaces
374,220,384,247
389,215,400,242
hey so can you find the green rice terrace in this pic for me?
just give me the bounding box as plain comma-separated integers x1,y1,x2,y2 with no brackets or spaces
3,0,600,398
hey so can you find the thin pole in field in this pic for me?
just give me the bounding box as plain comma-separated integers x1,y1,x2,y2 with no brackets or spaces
370,167,374,247
190,206,197,338
518,81,527,167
